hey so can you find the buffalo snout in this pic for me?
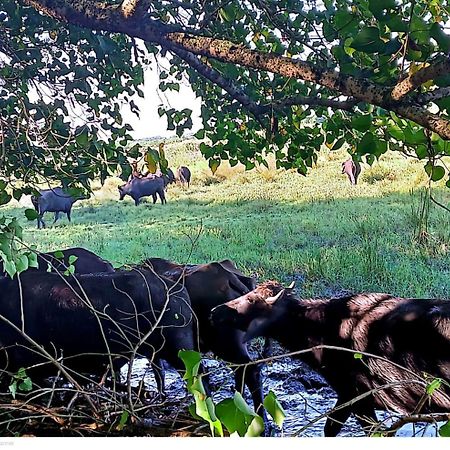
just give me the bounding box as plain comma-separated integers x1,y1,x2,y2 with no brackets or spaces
210,303,241,328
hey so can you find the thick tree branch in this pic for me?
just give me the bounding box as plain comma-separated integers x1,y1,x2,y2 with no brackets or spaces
165,34,450,139
414,87,450,105
166,44,269,124
391,59,450,101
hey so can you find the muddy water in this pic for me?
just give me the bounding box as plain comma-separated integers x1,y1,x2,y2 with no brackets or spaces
123,344,442,438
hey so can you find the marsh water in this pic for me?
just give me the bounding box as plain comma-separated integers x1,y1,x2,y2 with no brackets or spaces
123,343,442,438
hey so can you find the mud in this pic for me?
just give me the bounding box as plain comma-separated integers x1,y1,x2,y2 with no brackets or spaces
123,342,443,438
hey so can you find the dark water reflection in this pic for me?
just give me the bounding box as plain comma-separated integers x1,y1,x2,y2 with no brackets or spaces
122,345,442,438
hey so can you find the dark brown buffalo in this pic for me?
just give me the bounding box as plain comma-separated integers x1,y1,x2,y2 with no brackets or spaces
342,159,361,185
0,269,195,392
211,282,450,436
141,258,265,414
0,247,114,277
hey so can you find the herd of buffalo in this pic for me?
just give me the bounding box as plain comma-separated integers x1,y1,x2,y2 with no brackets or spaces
0,246,449,436
31,159,360,229
31,165,192,228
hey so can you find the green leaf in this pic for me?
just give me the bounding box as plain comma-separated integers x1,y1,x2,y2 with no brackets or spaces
216,392,264,437
426,165,446,182
18,377,32,392
68,255,78,264
144,149,159,174
0,191,12,206
209,159,221,175
263,391,285,428
357,132,377,154
15,254,29,274
351,114,373,132
351,27,385,53
331,137,345,151
4,260,16,279
179,350,202,381
426,378,442,395
27,252,39,269
194,129,205,139
53,251,64,259
8,381,17,399
354,352,363,359
24,209,39,221
439,420,450,437
116,410,129,431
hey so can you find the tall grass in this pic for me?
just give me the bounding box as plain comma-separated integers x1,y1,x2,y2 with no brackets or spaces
2,139,449,299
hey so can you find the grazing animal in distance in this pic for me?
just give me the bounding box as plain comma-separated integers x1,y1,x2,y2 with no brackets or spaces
118,176,166,206
0,269,196,394
31,187,80,229
176,166,191,188
211,282,450,436
0,247,114,277
141,257,269,417
341,159,361,185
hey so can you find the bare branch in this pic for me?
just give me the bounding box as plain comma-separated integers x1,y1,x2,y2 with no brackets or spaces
414,87,450,104
272,95,358,112
391,59,450,101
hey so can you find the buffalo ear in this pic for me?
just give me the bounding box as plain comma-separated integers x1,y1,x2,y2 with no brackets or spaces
243,317,272,343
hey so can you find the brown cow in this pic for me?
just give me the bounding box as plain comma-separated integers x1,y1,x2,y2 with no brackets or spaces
211,282,450,436
141,258,267,416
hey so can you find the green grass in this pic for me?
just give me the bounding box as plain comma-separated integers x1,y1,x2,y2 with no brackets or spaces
2,139,450,298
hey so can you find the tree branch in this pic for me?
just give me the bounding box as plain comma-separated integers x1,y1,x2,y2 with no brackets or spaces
414,87,450,104
166,44,269,125
272,95,358,112
391,59,450,101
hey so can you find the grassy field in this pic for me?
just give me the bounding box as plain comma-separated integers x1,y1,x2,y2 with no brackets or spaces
2,138,450,298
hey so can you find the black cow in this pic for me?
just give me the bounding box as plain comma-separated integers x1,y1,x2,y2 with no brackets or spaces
341,159,361,185
176,166,191,188
118,177,166,206
211,282,450,436
0,247,114,277
31,187,80,229
0,269,195,393
141,258,267,416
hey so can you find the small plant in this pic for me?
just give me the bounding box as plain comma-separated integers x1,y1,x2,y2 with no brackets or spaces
9,368,33,398
409,188,431,245
179,350,285,437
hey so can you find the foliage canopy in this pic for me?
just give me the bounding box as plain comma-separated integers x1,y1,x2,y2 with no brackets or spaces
1,0,450,198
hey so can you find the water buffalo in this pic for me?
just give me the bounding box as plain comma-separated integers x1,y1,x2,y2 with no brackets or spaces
141,258,267,416
0,269,195,393
0,247,114,277
176,166,191,188
118,176,166,206
211,282,450,436
342,159,361,185
31,187,80,229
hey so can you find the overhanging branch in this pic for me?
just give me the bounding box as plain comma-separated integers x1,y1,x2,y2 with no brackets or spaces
22,0,450,140
166,44,269,125
391,59,450,101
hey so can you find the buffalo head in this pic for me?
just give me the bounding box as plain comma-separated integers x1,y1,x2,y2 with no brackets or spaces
211,280,295,342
